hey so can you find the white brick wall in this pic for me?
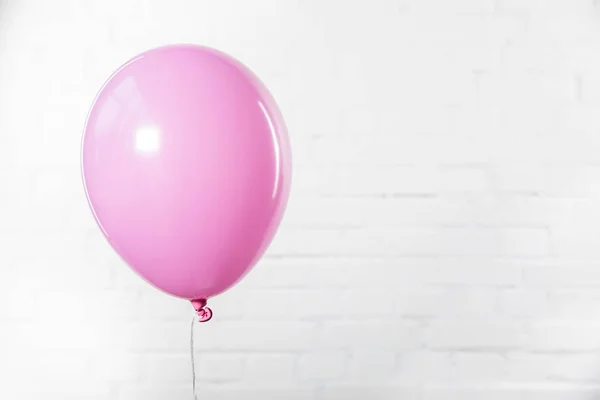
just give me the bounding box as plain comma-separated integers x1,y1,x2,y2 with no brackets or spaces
3,0,600,398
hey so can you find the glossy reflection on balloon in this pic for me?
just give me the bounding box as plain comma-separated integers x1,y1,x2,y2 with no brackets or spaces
135,126,161,153
81,45,292,301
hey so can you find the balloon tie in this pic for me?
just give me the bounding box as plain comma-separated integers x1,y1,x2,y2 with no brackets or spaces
191,299,213,323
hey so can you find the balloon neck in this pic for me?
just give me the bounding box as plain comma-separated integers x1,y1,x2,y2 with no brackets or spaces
191,298,213,323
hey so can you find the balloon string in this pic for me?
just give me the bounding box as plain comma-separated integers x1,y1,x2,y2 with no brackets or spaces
191,315,198,400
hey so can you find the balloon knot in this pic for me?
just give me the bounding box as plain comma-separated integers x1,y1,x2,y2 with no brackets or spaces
191,299,213,322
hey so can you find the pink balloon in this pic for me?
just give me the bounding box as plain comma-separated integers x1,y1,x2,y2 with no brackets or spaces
81,45,291,307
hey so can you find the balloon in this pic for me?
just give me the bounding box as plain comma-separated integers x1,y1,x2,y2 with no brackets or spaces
81,45,292,310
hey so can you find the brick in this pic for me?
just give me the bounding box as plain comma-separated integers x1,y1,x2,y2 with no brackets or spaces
497,0,596,16
291,288,398,319
408,0,496,15
284,196,457,228
397,288,500,317
249,257,443,289
137,289,191,321
435,227,549,256
232,289,295,319
189,354,245,382
268,228,440,256
91,352,144,382
488,165,546,194
424,385,600,400
525,321,600,351
504,353,555,382
41,289,140,322
497,289,549,317
243,354,297,384
296,352,347,380
293,165,438,197
101,320,191,351
144,355,191,383
516,387,600,400
122,385,315,399
542,166,600,197
202,387,317,400
506,353,600,383
431,258,523,286
0,274,37,319
547,289,600,319
204,288,249,320
451,352,508,383
319,386,420,400
0,349,92,388
141,354,245,385
318,321,423,351
193,321,317,352
422,387,511,400
270,227,549,257
244,257,324,288
347,351,396,381
427,320,525,350
397,351,454,383
439,167,490,192
311,133,492,165
551,228,600,256
117,386,192,400
523,262,600,287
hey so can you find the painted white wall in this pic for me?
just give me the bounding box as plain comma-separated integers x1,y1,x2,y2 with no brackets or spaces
2,0,600,398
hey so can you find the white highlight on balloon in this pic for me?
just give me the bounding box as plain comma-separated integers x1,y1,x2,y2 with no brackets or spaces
135,126,161,153
258,101,280,199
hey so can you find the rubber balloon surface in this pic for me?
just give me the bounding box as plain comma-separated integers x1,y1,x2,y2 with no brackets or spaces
81,45,291,300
